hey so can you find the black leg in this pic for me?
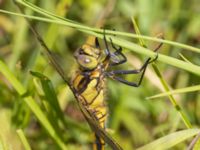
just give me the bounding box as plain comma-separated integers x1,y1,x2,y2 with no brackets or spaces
110,75,144,87
103,30,111,57
106,57,151,75
105,55,157,87
95,37,100,49
109,38,127,66
107,62,148,87
102,29,112,66
104,30,162,87
109,38,122,52
102,30,127,66
148,53,158,63
108,37,161,75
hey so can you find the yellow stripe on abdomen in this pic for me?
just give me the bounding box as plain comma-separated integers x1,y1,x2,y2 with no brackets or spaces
72,70,107,150
81,78,107,128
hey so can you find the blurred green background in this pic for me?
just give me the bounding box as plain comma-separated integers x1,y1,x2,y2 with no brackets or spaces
0,0,200,149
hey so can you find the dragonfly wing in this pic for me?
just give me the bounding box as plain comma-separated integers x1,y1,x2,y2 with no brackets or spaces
16,4,122,149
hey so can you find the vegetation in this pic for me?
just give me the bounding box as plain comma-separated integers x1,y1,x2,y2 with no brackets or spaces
0,0,200,149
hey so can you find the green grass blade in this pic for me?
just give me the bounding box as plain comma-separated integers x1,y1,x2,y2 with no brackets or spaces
0,9,200,76
31,71,90,141
147,84,200,99
31,71,68,129
16,129,32,150
44,0,72,48
31,71,64,138
132,17,146,47
17,0,200,53
15,0,200,53
0,60,25,95
110,37,200,76
152,63,192,128
137,129,200,150
0,60,67,149
3,1,200,54
193,138,200,150
178,53,193,64
6,2,200,76
30,71,64,121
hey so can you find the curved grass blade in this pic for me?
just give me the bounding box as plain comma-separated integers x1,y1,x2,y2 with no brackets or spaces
30,71,66,140
0,60,67,149
16,129,32,150
152,64,192,128
1,9,200,76
31,72,92,144
137,129,200,150
147,84,200,100
178,53,193,64
13,0,200,54
30,71,64,121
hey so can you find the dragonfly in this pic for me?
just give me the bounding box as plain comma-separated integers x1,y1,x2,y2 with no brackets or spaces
16,4,160,150
70,34,159,150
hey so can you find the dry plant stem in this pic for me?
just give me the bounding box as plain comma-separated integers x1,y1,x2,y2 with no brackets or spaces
187,132,200,150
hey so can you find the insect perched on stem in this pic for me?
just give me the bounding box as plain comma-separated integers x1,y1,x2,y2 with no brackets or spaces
71,31,159,150
15,2,160,150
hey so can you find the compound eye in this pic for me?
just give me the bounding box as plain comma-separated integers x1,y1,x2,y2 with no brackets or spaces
84,58,91,63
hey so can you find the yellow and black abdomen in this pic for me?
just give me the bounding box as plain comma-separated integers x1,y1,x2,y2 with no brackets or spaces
71,69,107,150
72,69,107,128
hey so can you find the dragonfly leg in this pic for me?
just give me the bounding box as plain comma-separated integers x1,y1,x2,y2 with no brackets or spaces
107,56,152,75
106,66,147,87
111,63,149,87
111,76,143,87
103,30,111,56
95,37,101,49
109,37,127,66
105,53,158,87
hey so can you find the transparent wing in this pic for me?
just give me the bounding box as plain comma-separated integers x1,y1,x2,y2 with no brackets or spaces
16,4,122,149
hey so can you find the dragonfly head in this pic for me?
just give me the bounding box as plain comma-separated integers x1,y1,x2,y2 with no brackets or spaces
74,44,101,70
